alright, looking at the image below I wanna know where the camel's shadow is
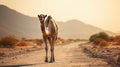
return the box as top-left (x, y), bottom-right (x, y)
top-left (0, 63), bottom-right (44, 67)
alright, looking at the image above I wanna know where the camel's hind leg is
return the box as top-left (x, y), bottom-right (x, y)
top-left (49, 37), bottom-right (56, 63)
top-left (53, 36), bottom-right (57, 62)
top-left (43, 36), bottom-right (48, 62)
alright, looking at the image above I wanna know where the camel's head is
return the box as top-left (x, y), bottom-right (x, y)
top-left (38, 14), bottom-right (47, 23)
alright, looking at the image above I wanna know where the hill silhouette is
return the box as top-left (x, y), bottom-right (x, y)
top-left (0, 5), bottom-right (115, 39)
top-left (0, 5), bottom-right (40, 39)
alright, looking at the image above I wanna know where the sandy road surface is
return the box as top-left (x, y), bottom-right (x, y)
top-left (0, 42), bottom-right (110, 67)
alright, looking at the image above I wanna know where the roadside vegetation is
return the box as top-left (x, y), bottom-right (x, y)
top-left (89, 32), bottom-right (111, 47)
top-left (0, 36), bottom-right (80, 48)
top-left (89, 32), bottom-right (120, 47)
top-left (0, 36), bottom-right (18, 48)
top-left (88, 32), bottom-right (120, 67)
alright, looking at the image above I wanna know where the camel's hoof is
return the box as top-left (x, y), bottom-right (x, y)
top-left (49, 61), bottom-right (53, 63)
top-left (49, 60), bottom-right (55, 63)
top-left (45, 60), bottom-right (48, 62)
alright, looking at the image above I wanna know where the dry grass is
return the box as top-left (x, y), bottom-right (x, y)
top-left (56, 38), bottom-right (79, 45)
top-left (16, 41), bottom-right (29, 46)
top-left (113, 35), bottom-right (120, 45)
top-left (0, 36), bottom-right (79, 48)
top-left (93, 38), bottom-right (109, 47)
top-left (99, 40), bottom-right (109, 47)
top-left (0, 36), bottom-right (18, 48)
top-left (93, 38), bottom-right (103, 45)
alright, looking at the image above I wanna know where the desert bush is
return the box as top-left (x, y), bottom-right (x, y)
top-left (98, 32), bottom-right (109, 40)
top-left (93, 38), bottom-right (104, 45)
top-left (109, 36), bottom-right (114, 42)
top-left (113, 35), bottom-right (120, 45)
top-left (16, 41), bottom-right (29, 46)
top-left (89, 34), bottom-right (99, 42)
top-left (23, 39), bottom-right (43, 46)
top-left (35, 39), bottom-right (43, 46)
top-left (93, 38), bottom-right (109, 47)
top-left (89, 32), bottom-right (110, 42)
top-left (98, 40), bottom-right (109, 47)
top-left (0, 36), bottom-right (18, 48)
top-left (21, 37), bottom-right (26, 40)
top-left (56, 37), bottom-right (66, 44)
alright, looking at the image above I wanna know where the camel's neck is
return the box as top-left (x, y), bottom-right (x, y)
top-left (40, 21), bottom-right (49, 35)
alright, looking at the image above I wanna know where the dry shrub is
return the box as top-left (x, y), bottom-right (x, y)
top-left (93, 38), bottom-right (109, 47)
top-left (67, 39), bottom-right (74, 42)
top-left (0, 36), bottom-right (18, 48)
top-left (99, 40), bottom-right (109, 47)
top-left (56, 38), bottom-right (65, 44)
top-left (56, 38), bottom-right (74, 45)
top-left (89, 32), bottom-right (110, 42)
top-left (16, 41), bottom-right (29, 46)
top-left (35, 39), bottom-right (43, 46)
top-left (93, 38), bottom-right (104, 45)
top-left (56, 39), bottom-right (63, 44)
top-left (113, 35), bottom-right (120, 45)
top-left (25, 39), bottom-right (43, 46)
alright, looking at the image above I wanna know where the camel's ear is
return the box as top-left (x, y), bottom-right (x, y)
top-left (38, 14), bottom-right (40, 17)
top-left (44, 15), bottom-right (47, 18)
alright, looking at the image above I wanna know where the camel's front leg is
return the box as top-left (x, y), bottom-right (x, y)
top-left (50, 38), bottom-right (56, 63)
top-left (43, 36), bottom-right (48, 62)
top-left (50, 45), bottom-right (54, 63)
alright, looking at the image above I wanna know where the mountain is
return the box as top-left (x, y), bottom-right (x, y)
top-left (0, 5), bottom-right (115, 39)
top-left (0, 5), bottom-right (40, 39)
top-left (57, 20), bottom-right (115, 39)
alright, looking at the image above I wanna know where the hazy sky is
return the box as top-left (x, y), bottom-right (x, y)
top-left (1, 0), bottom-right (120, 33)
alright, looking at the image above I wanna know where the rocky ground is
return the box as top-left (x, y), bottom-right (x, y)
top-left (83, 42), bottom-right (120, 67)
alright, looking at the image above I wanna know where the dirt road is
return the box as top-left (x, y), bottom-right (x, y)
top-left (0, 42), bottom-right (110, 67)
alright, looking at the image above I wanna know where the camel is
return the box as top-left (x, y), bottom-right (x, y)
top-left (38, 14), bottom-right (58, 63)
